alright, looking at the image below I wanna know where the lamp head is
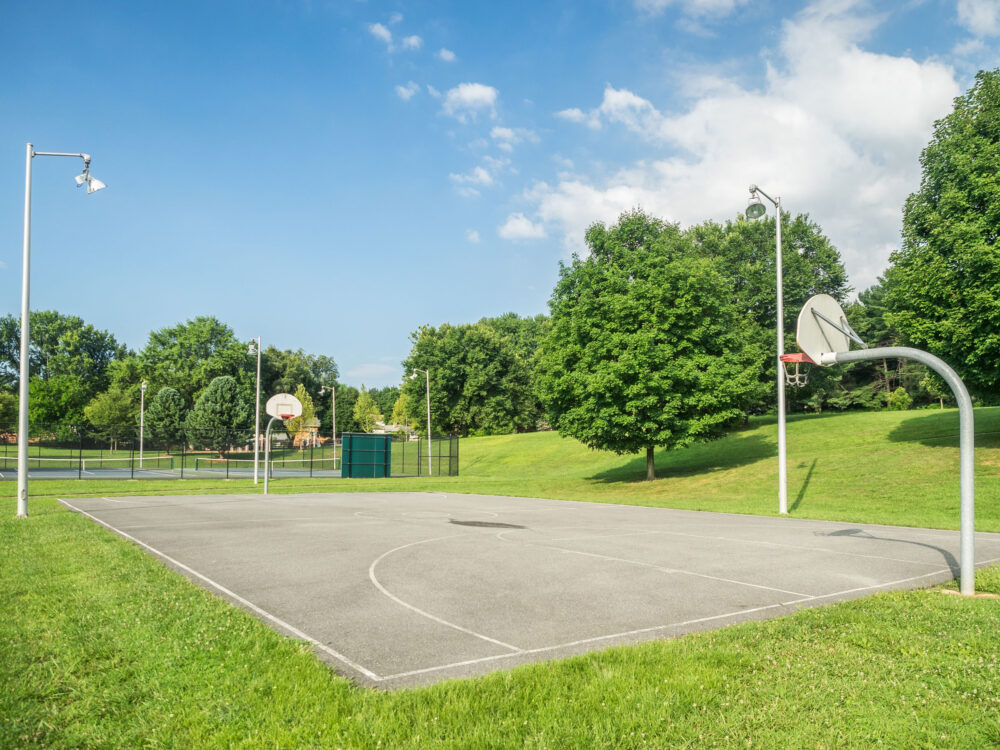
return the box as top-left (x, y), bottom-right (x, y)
top-left (247, 343), bottom-right (257, 355)
top-left (410, 372), bottom-right (418, 380)
top-left (75, 160), bottom-right (107, 194)
top-left (746, 192), bottom-right (767, 220)
top-left (141, 380), bottom-right (147, 393)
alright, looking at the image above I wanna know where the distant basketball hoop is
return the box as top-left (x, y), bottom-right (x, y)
top-left (263, 393), bottom-right (303, 496)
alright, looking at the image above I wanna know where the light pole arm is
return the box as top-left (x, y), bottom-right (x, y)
top-left (750, 184), bottom-right (778, 208)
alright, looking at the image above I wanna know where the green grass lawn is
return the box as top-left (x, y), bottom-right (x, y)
top-left (3, 408), bottom-right (1000, 747)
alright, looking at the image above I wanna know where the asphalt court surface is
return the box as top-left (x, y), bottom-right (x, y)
top-left (63, 492), bottom-right (1000, 689)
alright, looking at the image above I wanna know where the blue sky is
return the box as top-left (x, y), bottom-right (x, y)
top-left (2, 0), bottom-right (998, 388)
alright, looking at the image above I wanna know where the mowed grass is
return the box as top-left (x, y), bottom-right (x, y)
top-left (3, 408), bottom-right (1000, 747)
top-left (6, 406), bottom-right (1000, 531)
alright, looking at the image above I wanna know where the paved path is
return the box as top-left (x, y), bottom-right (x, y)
top-left (62, 492), bottom-right (1000, 689)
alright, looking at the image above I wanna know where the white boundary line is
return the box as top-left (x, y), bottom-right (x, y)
top-left (368, 535), bottom-right (523, 652)
top-left (377, 565), bottom-right (978, 682)
top-left (59, 498), bottom-right (383, 682)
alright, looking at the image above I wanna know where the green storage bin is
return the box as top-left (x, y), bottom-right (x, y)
top-left (341, 433), bottom-right (392, 478)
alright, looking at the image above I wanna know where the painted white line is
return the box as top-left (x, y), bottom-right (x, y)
top-left (649, 528), bottom-right (958, 568)
top-left (59, 498), bottom-right (382, 682)
top-left (101, 496), bottom-right (126, 503)
top-left (380, 564), bottom-right (972, 682)
top-left (368, 535), bottom-right (523, 653)
top-left (548, 545), bottom-right (815, 599)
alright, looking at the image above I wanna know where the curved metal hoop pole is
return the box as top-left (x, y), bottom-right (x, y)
top-left (820, 347), bottom-right (975, 594)
top-left (263, 416), bottom-right (281, 495)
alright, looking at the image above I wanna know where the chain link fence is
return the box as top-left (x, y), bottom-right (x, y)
top-left (0, 424), bottom-right (458, 481)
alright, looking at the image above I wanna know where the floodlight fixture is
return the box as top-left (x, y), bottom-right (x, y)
top-left (746, 193), bottom-right (767, 220)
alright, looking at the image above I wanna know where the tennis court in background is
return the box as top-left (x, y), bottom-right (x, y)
top-left (62, 491), bottom-right (1000, 689)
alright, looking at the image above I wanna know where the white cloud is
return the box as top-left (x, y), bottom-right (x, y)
top-left (449, 166), bottom-right (493, 186)
top-left (401, 35), bottom-right (423, 50)
top-left (368, 22), bottom-right (392, 48)
top-left (395, 81), bottom-right (420, 100)
top-left (438, 48), bottom-right (457, 62)
top-left (389, 12), bottom-right (403, 24)
top-left (498, 212), bottom-right (547, 240)
top-left (427, 84), bottom-right (441, 99)
top-left (537, 1), bottom-right (961, 290)
top-left (466, 229), bottom-right (481, 243)
top-left (442, 82), bottom-right (499, 122)
top-left (556, 107), bottom-right (601, 129)
top-left (957, 0), bottom-right (1000, 36)
top-left (489, 126), bottom-right (539, 152)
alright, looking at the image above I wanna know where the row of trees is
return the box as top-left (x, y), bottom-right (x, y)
top-left (0, 313), bottom-right (392, 441)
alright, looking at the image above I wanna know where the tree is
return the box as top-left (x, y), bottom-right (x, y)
top-left (0, 310), bottom-right (129, 424)
top-left (0, 391), bottom-right (17, 426)
top-left (368, 386), bottom-right (400, 422)
top-left (687, 213), bottom-right (851, 414)
top-left (139, 317), bottom-right (251, 407)
top-left (183, 376), bottom-right (252, 454)
top-left (145, 387), bottom-right (187, 446)
top-left (401, 321), bottom-right (539, 436)
top-left (353, 387), bottom-right (381, 433)
top-left (537, 210), bottom-right (765, 480)
top-left (390, 392), bottom-right (413, 430)
top-left (84, 385), bottom-right (137, 450)
top-left (285, 383), bottom-right (317, 446)
top-left (885, 69), bottom-right (1000, 400)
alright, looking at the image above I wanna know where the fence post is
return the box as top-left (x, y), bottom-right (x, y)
top-left (130, 438), bottom-right (135, 479)
top-left (78, 431), bottom-right (83, 479)
top-left (180, 440), bottom-right (185, 479)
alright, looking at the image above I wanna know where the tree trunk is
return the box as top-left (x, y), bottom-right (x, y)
top-left (646, 445), bottom-right (655, 481)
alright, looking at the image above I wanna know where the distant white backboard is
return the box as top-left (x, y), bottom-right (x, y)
top-left (265, 392), bottom-right (303, 419)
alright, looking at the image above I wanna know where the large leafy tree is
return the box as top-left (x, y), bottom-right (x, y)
top-left (145, 387), bottom-right (187, 446)
top-left (0, 310), bottom-right (128, 424)
top-left (536, 210), bottom-right (765, 480)
top-left (687, 213), bottom-right (851, 413)
top-left (83, 385), bottom-right (137, 447)
top-left (401, 324), bottom-right (533, 436)
top-left (139, 317), bottom-right (251, 407)
top-left (885, 69), bottom-right (1000, 400)
top-left (183, 376), bottom-right (252, 454)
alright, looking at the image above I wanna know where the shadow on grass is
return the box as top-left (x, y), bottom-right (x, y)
top-left (789, 458), bottom-right (817, 513)
top-left (888, 408), bottom-right (1000, 449)
top-left (587, 433), bottom-right (776, 484)
top-left (815, 527), bottom-right (959, 574)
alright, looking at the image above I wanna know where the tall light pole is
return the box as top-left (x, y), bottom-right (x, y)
top-left (746, 185), bottom-right (788, 515)
top-left (248, 337), bottom-right (262, 484)
top-left (410, 368), bottom-right (432, 476)
top-left (16, 143), bottom-right (106, 518)
top-left (320, 382), bottom-right (337, 468)
top-left (139, 380), bottom-right (147, 468)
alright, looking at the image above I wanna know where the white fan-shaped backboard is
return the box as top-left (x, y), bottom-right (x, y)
top-left (265, 392), bottom-right (303, 419)
top-left (796, 294), bottom-right (852, 366)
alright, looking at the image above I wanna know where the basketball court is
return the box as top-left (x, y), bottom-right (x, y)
top-left (61, 491), bottom-right (1000, 689)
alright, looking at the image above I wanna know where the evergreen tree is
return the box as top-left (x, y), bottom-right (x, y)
top-left (183, 376), bottom-right (251, 454)
top-left (145, 387), bottom-right (187, 446)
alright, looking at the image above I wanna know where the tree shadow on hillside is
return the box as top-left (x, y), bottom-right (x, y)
top-left (888, 409), bottom-right (1000, 449)
top-left (587, 432), bottom-right (775, 484)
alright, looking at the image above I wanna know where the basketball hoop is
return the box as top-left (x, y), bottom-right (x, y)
top-left (779, 352), bottom-right (813, 387)
top-left (280, 414), bottom-right (293, 421)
